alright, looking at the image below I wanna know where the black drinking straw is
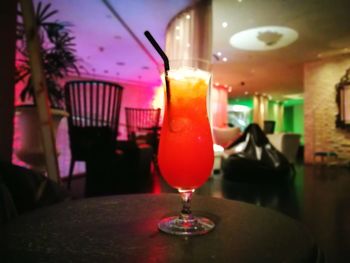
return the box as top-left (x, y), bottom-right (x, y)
top-left (144, 31), bottom-right (169, 71)
top-left (144, 31), bottom-right (171, 103)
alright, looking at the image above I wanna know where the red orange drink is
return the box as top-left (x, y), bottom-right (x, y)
top-left (158, 67), bottom-right (214, 190)
top-left (143, 30), bottom-right (215, 235)
top-left (156, 61), bottom-right (216, 236)
top-left (157, 64), bottom-right (215, 236)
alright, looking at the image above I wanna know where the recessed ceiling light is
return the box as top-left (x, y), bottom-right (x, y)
top-left (244, 91), bottom-right (249, 95)
top-left (186, 14), bottom-right (191, 20)
top-left (215, 82), bottom-right (220, 86)
top-left (238, 0), bottom-right (243, 2)
top-left (222, 57), bottom-right (228, 62)
top-left (176, 26), bottom-right (180, 30)
top-left (175, 35), bottom-right (180, 40)
top-left (230, 26), bottom-right (298, 51)
top-left (222, 22), bottom-right (228, 28)
top-left (217, 52), bottom-right (222, 57)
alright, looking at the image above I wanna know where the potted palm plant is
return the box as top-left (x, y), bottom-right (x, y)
top-left (15, 2), bottom-right (79, 170)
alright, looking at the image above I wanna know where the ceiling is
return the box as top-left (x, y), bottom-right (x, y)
top-left (40, 0), bottom-right (197, 87)
top-left (35, 0), bottom-right (350, 100)
top-left (212, 0), bottom-right (350, 99)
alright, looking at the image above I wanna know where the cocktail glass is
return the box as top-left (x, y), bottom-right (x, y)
top-left (158, 60), bottom-right (215, 236)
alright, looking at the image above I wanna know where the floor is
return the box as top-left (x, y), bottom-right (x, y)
top-left (66, 163), bottom-right (350, 263)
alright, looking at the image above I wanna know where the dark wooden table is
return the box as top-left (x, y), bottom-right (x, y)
top-left (1, 194), bottom-right (323, 262)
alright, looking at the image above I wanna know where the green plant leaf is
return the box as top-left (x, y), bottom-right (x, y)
top-left (16, 1), bottom-right (80, 108)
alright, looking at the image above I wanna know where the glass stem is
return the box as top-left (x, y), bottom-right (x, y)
top-left (179, 189), bottom-right (195, 220)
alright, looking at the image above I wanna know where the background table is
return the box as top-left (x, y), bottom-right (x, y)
top-left (1, 194), bottom-right (323, 262)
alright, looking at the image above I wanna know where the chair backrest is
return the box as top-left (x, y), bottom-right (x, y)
top-left (65, 80), bottom-right (123, 136)
top-left (65, 80), bottom-right (123, 159)
top-left (281, 133), bottom-right (301, 164)
top-left (267, 133), bottom-right (301, 164)
top-left (212, 126), bottom-right (241, 148)
top-left (263, 120), bottom-right (276, 134)
top-left (125, 107), bottom-right (161, 140)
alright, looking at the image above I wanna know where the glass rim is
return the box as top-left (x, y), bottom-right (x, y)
top-left (166, 58), bottom-right (211, 72)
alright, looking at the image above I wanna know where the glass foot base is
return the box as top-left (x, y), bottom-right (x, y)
top-left (158, 216), bottom-right (215, 236)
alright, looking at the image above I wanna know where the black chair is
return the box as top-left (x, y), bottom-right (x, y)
top-left (64, 80), bottom-right (123, 189)
top-left (125, 107), bottom-right (161, 159)
top-left (0, 161), bottom-right (69, 224)
top-left (222, 123), bottom-right (292, 183)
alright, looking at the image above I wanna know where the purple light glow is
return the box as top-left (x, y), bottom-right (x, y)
top-left (12, 80), bottom-right (164, 178)
top-left (13, 0), bottom-right (192, 177)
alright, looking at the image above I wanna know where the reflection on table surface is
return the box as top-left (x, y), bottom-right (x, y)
top-left (2, 194), bottom-right (324, 263)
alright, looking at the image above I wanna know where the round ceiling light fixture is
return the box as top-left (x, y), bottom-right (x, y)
top-left (230, 26), bottom-right (298, 51)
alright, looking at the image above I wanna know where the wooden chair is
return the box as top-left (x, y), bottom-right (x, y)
top-left (125, 107), bottom-right (161, 161)
top-left (64, 80), bottom-right (123, 189)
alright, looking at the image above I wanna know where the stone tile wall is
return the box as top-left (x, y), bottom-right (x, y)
top-left (304, 55), bottom-right (350, 163)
